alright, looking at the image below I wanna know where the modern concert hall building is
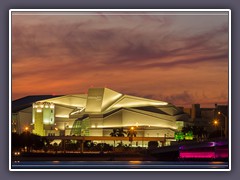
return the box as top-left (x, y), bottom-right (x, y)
top-left (12, 88), bottom-right (189, 144)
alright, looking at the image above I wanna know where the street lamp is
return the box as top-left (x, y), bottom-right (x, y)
top-left (218, 111), bottom-right (228, 138)
top-left (128, 126), bottom-right (136, 146)
top-left (213, 120), bottom-right (218, 126)
top-left (213, 119), bottom-right (223, 138)
top-left (24, 126), bottom-right (29, 131)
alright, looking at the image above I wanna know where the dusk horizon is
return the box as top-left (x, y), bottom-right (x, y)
top-left (12, 11), bottom-right (229, 108)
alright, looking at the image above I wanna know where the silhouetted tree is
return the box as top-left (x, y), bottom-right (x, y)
top-left (117, 128), bottom-right (127, 137)
top-left (53, 142), bottom-right (59, 154)
top-left (182, 125), bottom-right (208, 141)
top-left (110, 128), bottom-right (118, 137)
top-left (13, 132), bottom-right (47, 152)
top-left (148, 141), bottom-right (158, 150)
top-left (110, 128), bottom-right (127, 149)
top-left (209, 130), bottom-right (223, 139)
top-left (110, 128), bottom-right (127, 137)
top-left (12, 133), bottom-right (22, 151)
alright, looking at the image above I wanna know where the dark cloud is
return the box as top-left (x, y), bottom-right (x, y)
top-left (12, 15), bottom-right (228, 69)
top-left (163, 91), bottom-right (194, 105)
top-left (140, 52), bottom-right (228, 69)
top-left (11, 13), bottom-right (229, 107)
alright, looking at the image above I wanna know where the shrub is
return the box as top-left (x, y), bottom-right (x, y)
top-left (148, 141), bottom-right (158, 150)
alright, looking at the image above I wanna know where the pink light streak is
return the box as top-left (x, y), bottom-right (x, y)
top-left (180, 152), bottom-right (215, 159)
top-left (179, 149), bottom-right (228, 159)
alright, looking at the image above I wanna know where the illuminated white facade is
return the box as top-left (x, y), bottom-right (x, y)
top-left (13, 88), bottom-right (189, 138)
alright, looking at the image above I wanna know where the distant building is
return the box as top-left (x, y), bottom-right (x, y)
top-left (215, 104), bottom-right (228, 137)
top-left (183, 104), bottom-right (228, 137)
top-left (191, 104), bottom-right (201, 120)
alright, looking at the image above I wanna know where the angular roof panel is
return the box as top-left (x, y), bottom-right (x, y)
top-left (106, 95), bottom-right (168, 111)
top-left (38, 94), bottom-right (87, 108)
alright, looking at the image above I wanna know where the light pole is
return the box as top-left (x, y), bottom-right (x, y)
top-left (213, 119), bottom-right (223, 138)
top-left (128, 126), bottom-right (137, 147)
top-left (218, 111), bottom-right (228, 138)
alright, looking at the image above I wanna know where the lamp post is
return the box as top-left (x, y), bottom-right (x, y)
top-left (218, 111), bottom-right (228, 138)
top-left (213, 119), bottom-right (223, 138)
top-left (128, 126), bottom-right (137, 147)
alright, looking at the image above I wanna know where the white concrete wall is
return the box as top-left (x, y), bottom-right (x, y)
top-left (89, 129), bottom-right (103, 136)
top-left (122, 109), bottom-right (177, 129)
top-left (103, 111), bottom-right (122, 127)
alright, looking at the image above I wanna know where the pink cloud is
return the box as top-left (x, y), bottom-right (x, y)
top-left (11, 12), bottom-right (229, 107)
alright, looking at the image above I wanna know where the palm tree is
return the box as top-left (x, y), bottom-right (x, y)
top-left (110, 128), bottom-right (118, 150)
top-left (110, 128), bottom-right (127, 150)
top-left (110, 128), bottom-right (118, 137)
top-left (117, 128), bottom-right (127, 137)
top-left (116, 128), bottom-right (126, 146)
top-left (127, 127), bottom-right (137, 146)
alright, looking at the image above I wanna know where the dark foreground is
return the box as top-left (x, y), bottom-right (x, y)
top-left (12, 151), bottom-right (168, 161)
top-left (12, 160), bottom-right (229, 170)
top-left (11, 151), bottom-right (229, 170)
top-left (12, 150), bottom-right (228, 161)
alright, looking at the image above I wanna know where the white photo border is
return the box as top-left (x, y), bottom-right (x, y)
top-left (9, 9), bottom-right (231, 172)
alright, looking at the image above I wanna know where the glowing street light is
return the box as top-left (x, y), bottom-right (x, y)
top-left (128, 126), bottom-right (137, 146)
top-left (213, 119), bottom-right (223, 138)
top-left (24, 126), bottom-right (29, 131)
top-left (213, 120), bottom-right (219, 126)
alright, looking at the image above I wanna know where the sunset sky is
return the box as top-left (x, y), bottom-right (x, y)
top-left (11, 11), bottom-right (229, 107)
